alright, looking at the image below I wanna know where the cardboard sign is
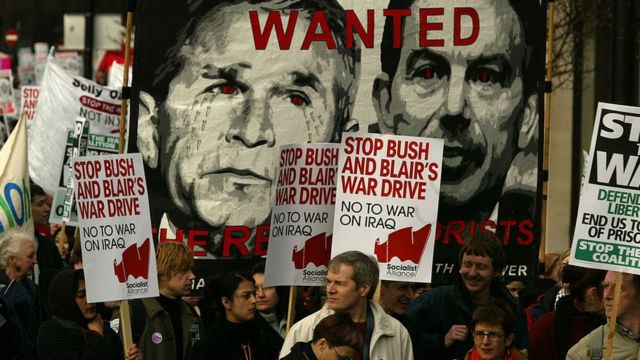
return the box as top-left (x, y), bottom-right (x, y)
top-left (264, 143), bottom-right (339, 287)
top-left (332, 133), bottom-right (443, 282)
top-left (0, 70), bottom-right (16, 117)
top-left (73, 153), bottom-right (158, 303)
top-left (28, 59), bottom-right (127, 196)
top-left (20, 86), bottom-right (40, 122)
top-left (571, 103), bottom-right (640, 274)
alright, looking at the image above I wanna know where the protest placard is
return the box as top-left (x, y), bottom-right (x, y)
top-left (570, 103), bottom-right (640, 274)
top-left (0, 70), bottom-right (16, 117)
top-left (28, 59), bottom-right (127, 197)
top-left (50, 125), bottom-right (120, 225)
top-left (20, 86), bottom-right (40, 122)
top-left (73, 153), bottom-right (158, 303)
top-left (332, 133), bottom-right (443, 282)
top-left (264, 143), bottom-right (339, 287)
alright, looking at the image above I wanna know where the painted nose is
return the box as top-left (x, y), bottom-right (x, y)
top-left (225, 97), bottom-right (276, 148)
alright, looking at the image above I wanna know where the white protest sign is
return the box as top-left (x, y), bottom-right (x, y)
top-left (20, 86), bottom-right (40, 123)
top-left (264, 143), bottom-right (339, 287)
top-left (0, 70), bottom-right (16, 117)
top-left (332, 133), bottom-right (443, 282)
top-left (73, 153), bottom-right (158, 303)
top-left (28, 59), bottom-right (127, 196)
top-left (571, 103), bottom-right (640, 274)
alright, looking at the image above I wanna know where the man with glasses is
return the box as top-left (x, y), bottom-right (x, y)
top-left (467, 300), bottom-right (527, 360)
top-left (407, 233), bottom-right (527, 359)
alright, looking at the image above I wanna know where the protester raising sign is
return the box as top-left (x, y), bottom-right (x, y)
top-left (264, 143), bottom-right (339, 287)
top-left (73, 153), bottom-right (158, 303)
top-left (0, 69), bottom-right (16, 117)
top-left (28, 59), bottom-right (127, 196)
top-left (332, 133), bottom-right (443, 282)
top-left (571, 103), bottom-right (640, 274)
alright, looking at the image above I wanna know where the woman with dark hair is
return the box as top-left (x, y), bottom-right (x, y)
top-left (36, 269), bottom-right (141, 360)
top-left (192, 272), bottom-right (277, 360)
top-left (282, 312), bottom-right (363, 360)
top-left (529, 266), bottom-right (606, 360)
top-left (52, 225), bottom-right (76, 266)
top-left (465, 299), bottom-right (526, 360)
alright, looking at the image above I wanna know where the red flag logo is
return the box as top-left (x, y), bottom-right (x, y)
top-left (113, 238), bottom-right (151, 283)
top-left (374, 224), bottom-right (431, 264)
top-left (291, 233), bottom-right (332, 269)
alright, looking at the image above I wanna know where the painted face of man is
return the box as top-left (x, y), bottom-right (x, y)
top-left (374, 0), bottom-right (535, 210)
top-left (155, 4), bottom-right (344, 229)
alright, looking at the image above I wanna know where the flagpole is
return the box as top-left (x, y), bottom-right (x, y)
top-left (118, 0), bottom-right (136, 354)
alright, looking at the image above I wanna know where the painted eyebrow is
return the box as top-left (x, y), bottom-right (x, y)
top-left (290, 71), bottom-right (322, 93)
top-left (201, 63), bottom-right (251, 80)
top-left (405, 48), bottom-right (450, 75)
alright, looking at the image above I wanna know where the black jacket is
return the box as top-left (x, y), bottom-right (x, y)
top-left (192, 317), bottom-right (276, 360)
top-left (37, 318), bottom-right (123, 360)
top-left (407, 277), bottom-right (528, 359)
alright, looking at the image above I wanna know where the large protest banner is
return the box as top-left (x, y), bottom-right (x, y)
top-left (130, 0), bottom-right (545, 284)
top-left (0, 115), bottom-right (32, 234)
top-left (570, 103), bottom-right (640, 274)
top-left (28, 59), bottom-right (126, 200)
top-left (73, 153), bottom-right (159, 303)
top-left (332, 133), bottom-right (442, 281)
top-left (264, 144), bottom-right (339, 287)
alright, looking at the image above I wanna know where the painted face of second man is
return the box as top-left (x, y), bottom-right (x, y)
top-left (376, 0), bottom-right (532, 209)
top-left (159, 4), bottom-right (342, 229)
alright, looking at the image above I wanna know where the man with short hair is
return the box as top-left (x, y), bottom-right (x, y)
top-left (123, 242), bottom-right (196, 360)
top-left (379, 280), bottom-right (415, 319)
top-left (280, 251), bottom-right (413, 359)
top-left (135, 0), bottom-right (360, 256)
top-left (566, 271), bottom-right (640, 359)
top-left (407, 233), bottom-right (527, 359)
top-left (0, 227), bottom-right (48, 359)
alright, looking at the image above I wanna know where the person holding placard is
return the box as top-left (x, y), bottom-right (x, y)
top-left (124, 242), bottom-right (195, 360)
top-left (407, 233), bottom-right (527, 359)
top-left (37, 269), bottom-right (142, 360)
top-left (280, 251), bottom-right (413, 359)
top-left (567, 272), bottom-right (640, 359)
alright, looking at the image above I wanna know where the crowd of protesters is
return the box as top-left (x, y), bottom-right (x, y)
top-left (1, 184), bottom-right (639, 359)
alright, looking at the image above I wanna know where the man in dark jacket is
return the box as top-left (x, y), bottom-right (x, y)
top-left (407, 233), bottom-right (528, 359)
top-left (30, 184), bottom-right (63, 295)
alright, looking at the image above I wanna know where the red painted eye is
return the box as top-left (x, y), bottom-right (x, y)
top-left (424, 67), bottom-right (434, 80)
top-left (290, 95), bottom-right (307, 106)
top-left (479, 70), bottom-right (491, 83)
top-left (219, 85), bottom-right (237, 95)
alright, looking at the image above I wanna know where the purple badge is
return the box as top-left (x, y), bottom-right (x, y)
top-left (151, 332), bottom-right (163, 344)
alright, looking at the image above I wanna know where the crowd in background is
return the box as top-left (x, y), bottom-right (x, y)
top-left (0, 184), bottom-right (636, 360)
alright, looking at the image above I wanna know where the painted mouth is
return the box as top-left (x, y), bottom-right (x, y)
top-left (204, 168), bottom-right (272, 185)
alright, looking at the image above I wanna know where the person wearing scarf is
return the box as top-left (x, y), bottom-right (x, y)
top-left (36, 269), bottom-right (141, 360)
top-left (465, 300), bottom-right (527, 360)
